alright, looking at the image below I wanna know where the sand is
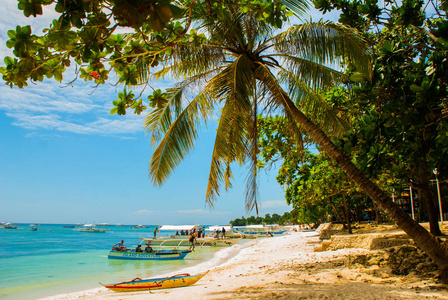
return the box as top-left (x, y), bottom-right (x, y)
top-left (45, 229), bottom-right (448, 300)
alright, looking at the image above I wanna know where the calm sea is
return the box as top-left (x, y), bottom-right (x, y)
top-left (0, 224), bottom-right (248, 300)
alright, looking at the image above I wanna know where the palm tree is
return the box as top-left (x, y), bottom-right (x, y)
top-left (144, 5), bottom-right (448, 280)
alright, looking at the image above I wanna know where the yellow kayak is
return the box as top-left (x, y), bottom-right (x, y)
top-left (100, 271), bottom-right (208, 292)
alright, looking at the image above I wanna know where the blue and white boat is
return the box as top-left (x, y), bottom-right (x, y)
top-left (108, 249), bottom-right (191, 260)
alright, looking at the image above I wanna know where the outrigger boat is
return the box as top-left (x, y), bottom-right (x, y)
top-left (140, 225), bottom-right (241, 248)
top-left (76, 224), bottom-right (108, 233)
top-left (100, 271), bottom-right (208, 292)
top-left (205, 225), bottom-right (260, 239)
top-left (131, 225), bottom-right (148, 229)
top-left (141, 237), bottom-right (241, 248)
top-left (108, 249), bottom-right (191, 260)
top-left (235, 224), bottom-right (286, 236)
top-left (4, 223), bottom-right (17, 229)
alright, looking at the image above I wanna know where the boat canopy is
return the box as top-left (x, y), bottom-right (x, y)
top-left (205, 225), bottom-right (232, 232)
top-left (245, 224), bottom-right (280, 228)
top-left (159, 225), bottom-right (200, 231)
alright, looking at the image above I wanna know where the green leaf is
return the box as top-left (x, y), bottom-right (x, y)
top-left (350, 73), bottom-right (365, 82)
top-left (4, 56), bottom-right (14, 65)
top-left (410, 84), bottom-right (423, 92)
top-left (382, 40), bottom-right (392, 52)
top-left (7, 30), bottom-right (16, 39)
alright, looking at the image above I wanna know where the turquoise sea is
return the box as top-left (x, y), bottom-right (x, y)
top-left (0, 224), bottom-right (247, 300)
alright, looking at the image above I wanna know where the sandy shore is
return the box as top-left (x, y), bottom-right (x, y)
top-left (46, 230), bottom-right (448, 300)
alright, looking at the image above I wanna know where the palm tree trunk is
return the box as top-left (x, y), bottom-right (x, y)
top-left (328, 198), bottom-right (347, 229)
top-left (418, 164), bottom-right (443, 236)
top-left (342, 193), bottom-right (352, 234)
top-left (281, 93), bottom-right (448, 282)
top-left (372, 201), bottom-right (384, 224)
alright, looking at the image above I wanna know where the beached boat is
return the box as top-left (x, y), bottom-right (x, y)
top-left (140, 236), bottom-right (241, 248)
top-left (108, 249), bottom-right (191, 260)
top-left (100, 272), bottom-right (208, 292)
top-left (235, 224), bottom-right (286, 236)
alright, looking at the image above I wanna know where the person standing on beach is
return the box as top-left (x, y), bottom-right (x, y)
top-left (189, 233), bottom-right (197, 251)
top-left (222, 227), bottom-right (226, 239)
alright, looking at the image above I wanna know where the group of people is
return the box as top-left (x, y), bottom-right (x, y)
top-left (112, 240), bottom-right (153, 253)
top-left (175, 228), bottom-right (205, 238)
top-left (212, 227), bottom-right (226, 239)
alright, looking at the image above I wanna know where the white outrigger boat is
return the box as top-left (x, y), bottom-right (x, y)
top-left (205, 225), bottom-right (260, 239)
top-left (140, 225), bottom-right (241, 248)
top-left (235, 224), bottom-right (286, 236)
top-left (76, 224), bottom-right (108, 233)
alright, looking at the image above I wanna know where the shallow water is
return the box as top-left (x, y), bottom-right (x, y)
top-left (0, 224), bottom-right (237, 300)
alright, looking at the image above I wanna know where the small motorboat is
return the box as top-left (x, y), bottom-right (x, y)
top-left (4, 223), bottom-right (17, 229)
top-left (100, 272), bottom-right (208, 292)
top-left (108, 249), bottom-right (191, 260)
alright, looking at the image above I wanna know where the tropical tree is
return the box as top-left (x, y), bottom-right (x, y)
top-left (3, 0), bottom-right (448, 280)
top-left (142, 7), bottom-right (448, 280)
top-left (314, 0), bottom-right (448, 236)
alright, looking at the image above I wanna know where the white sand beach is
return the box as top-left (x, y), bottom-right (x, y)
top-left (44, 226), bottom-right (448, 300)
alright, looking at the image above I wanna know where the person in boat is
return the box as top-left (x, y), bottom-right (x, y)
top-left (189, 233), bottom-right (197, 251)
top-left (135, 244), bottom-right (143, 252)
top-left (176, 231), bottom-right (180, 235)
top-left (153, 227), bottom-right (158, 238)
top-left (145, 245), bottom-right (153, 253)
top-left (113, 240), bottom-right (126, 251)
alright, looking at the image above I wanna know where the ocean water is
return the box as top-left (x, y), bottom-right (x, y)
top-left (0, 224), bottom-right (248, 300)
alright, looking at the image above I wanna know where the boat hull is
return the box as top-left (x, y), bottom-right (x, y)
top-left (101, 272), bottom-right (207, 292)
top-left (141, 237), bottom-right (241, 248)
top-left (108, 250), bottom-right (190, 260)
top-left (240, 230), bottom-right (285, 235)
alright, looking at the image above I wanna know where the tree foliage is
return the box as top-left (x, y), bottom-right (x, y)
top-left (229, 212), bottom-right (293, 225)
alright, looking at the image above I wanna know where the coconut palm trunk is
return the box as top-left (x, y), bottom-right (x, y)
top-left (282, 93), bottom-right (448, 281)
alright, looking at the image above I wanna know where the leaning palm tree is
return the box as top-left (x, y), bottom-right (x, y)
top-left (144, 6), bottom-right (448, 280)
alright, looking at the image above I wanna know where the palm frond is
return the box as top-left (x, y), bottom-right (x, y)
top-left (147, 90), bottom-right (214, 186)
top-left (273, 54), bottom-right (348, 90)
top-left (255, 63), bottom-right (306, 140)
top-left (282, 0), bottom-right (310, 19)
top-left (244, 94), bottom-right (259, 214)
top-left (274, 21), bottom-right (372, 76)
top-left (205, 99), bottom-right (248, 206)
top-left (205, 55), bottom-right (256, 205)
top-left (277, 66), bottom-right (350, 136)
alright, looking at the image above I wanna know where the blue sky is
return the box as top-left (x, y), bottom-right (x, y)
top-left (0, 1), bottom-right (337, 225)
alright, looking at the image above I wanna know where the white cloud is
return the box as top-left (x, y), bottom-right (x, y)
top-left (261, 200), bottom-right (289, 209)
top-left (134, 210), bottom-right (155, 215)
